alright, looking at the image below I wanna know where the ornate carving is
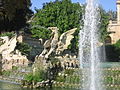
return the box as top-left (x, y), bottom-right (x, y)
top-left (39, 27), bottom-right (77, 59)
top-left (0, 35), bottom-right (28, 70)
top-left (40, 27), bottom-right (59, 58)
top-left (56, 28), bottom-right (77, 54)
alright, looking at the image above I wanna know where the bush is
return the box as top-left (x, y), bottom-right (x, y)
top-left (15, 42), bottom-right (32, 56)
top-left (114, 39), bottom-right (120, 49)
top-left (12, 66), bottom-right (18, 71)
top-left (56, 75), bottom-right (66, 82)
top-left (33, 70), bottom-right (46, 82)
top-left (2, 70), bottom-right (11, 76)
top-left (50, 57), bottom-right (60, 65)
top-left (105, 40), bottom-right (120, 61)
top-left (24, 70), bottom-right (46, 82)
top-left (64, 69), bottom-right (75, 75)
top-left (24, 73), bottom-right (33, 82)
top-left (0, 32), bottom-right (15, 38)
top-left (31, 26), bottom-right (51, 39)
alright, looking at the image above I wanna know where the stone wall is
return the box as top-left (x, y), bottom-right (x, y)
top-left (23, 34), bottom-right (43, 61)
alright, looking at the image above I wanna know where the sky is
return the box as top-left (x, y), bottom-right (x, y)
top-left (31, 0), bottom-right (116, 12)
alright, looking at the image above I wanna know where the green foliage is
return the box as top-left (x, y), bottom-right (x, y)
top-left (2, 70), bottom-right (11, 76)
top-left (31, 26), bottom-right (51, 39)
top-left (24, 73), bottom-right (33, 82)
top-left (0, 0), bottom-right (33, 32)
top-left (104, 76), bottom-right (113, 84)
top-left (113, 39), bottom-right (120, 59)
top-left (105, 45), bottom-right (120, 61)
top-left (33, 70), bottom-right (46, 82)
top-left (50, 57), bottom-right (60, 65)
top-left (56, 75), bottom-right (66, 82)
top-left (103, 69), bottom-right (120, 85)
top-left (108, 10), bottom-right (117, 21)
top-left (30, 0), bottom-right (109, 52)
top-left (0, 32), bottom-right (15, 38)
top-left (12, 66), bottom-right (18, 71)
top-left (32, 0), bottom-right (82, 33)
top-left (24, 70), bottom-right (46, 82)
top-left (99, 7), bottom-right (110, 41)
top-left (106, 40), bottom-right (120, 61)
top-left (15, 42), bottom-right (32, 56)
top-left (0, 39), bottom-right (4, 46)
top-left (30, 0), bottom-right (83, 51)
top-left (64, 69), bottom-right (75, 75)
top-left (114, 39), bottom-right (120, 49)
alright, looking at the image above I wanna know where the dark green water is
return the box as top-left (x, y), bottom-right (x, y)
top-left (0, 81), bottom-right (79, 90)
top-left (0, 81), bottom-right (119, 90)
top-left (0, 81), bottom-right (24, 90)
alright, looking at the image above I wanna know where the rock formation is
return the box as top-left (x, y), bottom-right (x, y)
top-left (0, 35), bottom-right (29, 70)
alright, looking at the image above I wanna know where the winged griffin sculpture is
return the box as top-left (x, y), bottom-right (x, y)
top-left (39, 27), bottom-right (77, 58)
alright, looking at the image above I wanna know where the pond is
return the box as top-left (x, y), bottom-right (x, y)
top-left (0, 81), bottom-right (78, 90)
top-left (0, 62), bottom-right (120, 90)
top-left (0, 80), bottom-right (120, 90)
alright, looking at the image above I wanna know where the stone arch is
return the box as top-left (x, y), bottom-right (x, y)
top-left (105, 36), bottom-right (112, 44)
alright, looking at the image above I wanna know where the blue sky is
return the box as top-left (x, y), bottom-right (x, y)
top-left (31, 0), bottom-right (116, 12)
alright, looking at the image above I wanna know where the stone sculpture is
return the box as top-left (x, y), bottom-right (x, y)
top-left (40, 27), bottom-right (59, 58)
top-left (56, 28), bottom-right (77, 54)
top-left (0, 36), bottom-right (17, 56)
top-left (33, 27), bottom-right (77, 78)
top-left (0, 35), bottom-right (29, 70)
top-left (39, 27), bottom-right (77, 58)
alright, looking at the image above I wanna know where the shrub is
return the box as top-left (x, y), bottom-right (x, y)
top-left (2, 70), bottom-right (11, 76)
top-left (50, 57), bottom-right (60, 65)
top-left (0, 32), bottom-right (15, 38)
top-left (24, 73), bottom-right (33, 82)
top-left (56, 75), bottom-right (66, 82)
top-left (30, 26), bottom-right (51, 39)
top-left (64, 69), bottom-right (75, 75)
top-left (15, 42), bottom-right (32, 56)
top-left (33, 70), bottom-right (46, 82)
top-left (114, 39), bottom-right (120, 49)
top-left (12, 66), bottom-right (18, 71)
top-left (24, 70), bottom-right (46, 82)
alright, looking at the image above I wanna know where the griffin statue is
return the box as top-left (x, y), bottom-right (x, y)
top-left (39, 27), bottom-right (77, 58)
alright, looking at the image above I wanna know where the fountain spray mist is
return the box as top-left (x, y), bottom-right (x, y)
top-left (79, 0), bottom-right (103, 90)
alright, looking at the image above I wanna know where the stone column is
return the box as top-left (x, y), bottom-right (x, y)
top-left (117, 0), bottom-right (120, 24)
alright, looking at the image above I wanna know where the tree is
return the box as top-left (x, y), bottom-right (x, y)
top-left (0, 0), bottom-right (33, 32)
top-left (30, 0), bottom-right (83, 52)
top-left (108, 10), bottom-right (117, 21)
top-left (30, 0), bottom-right (109, 52)
top-left (99, 7), bottom-right (110, 41)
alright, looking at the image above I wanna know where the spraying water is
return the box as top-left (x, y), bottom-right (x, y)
top-left (79, 0), bottom-right (103, 90)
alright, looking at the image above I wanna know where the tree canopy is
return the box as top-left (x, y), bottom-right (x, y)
top-left (99, 7), bottom-right (110, 41)
top-left (30, 0), bottom-right (109, 52)
top-left (30, 0), bottom-right (83, 36)
top-left (30, 0), bottom-right (83, 52)
top-left (0, 0), bottom-right (33, 32)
